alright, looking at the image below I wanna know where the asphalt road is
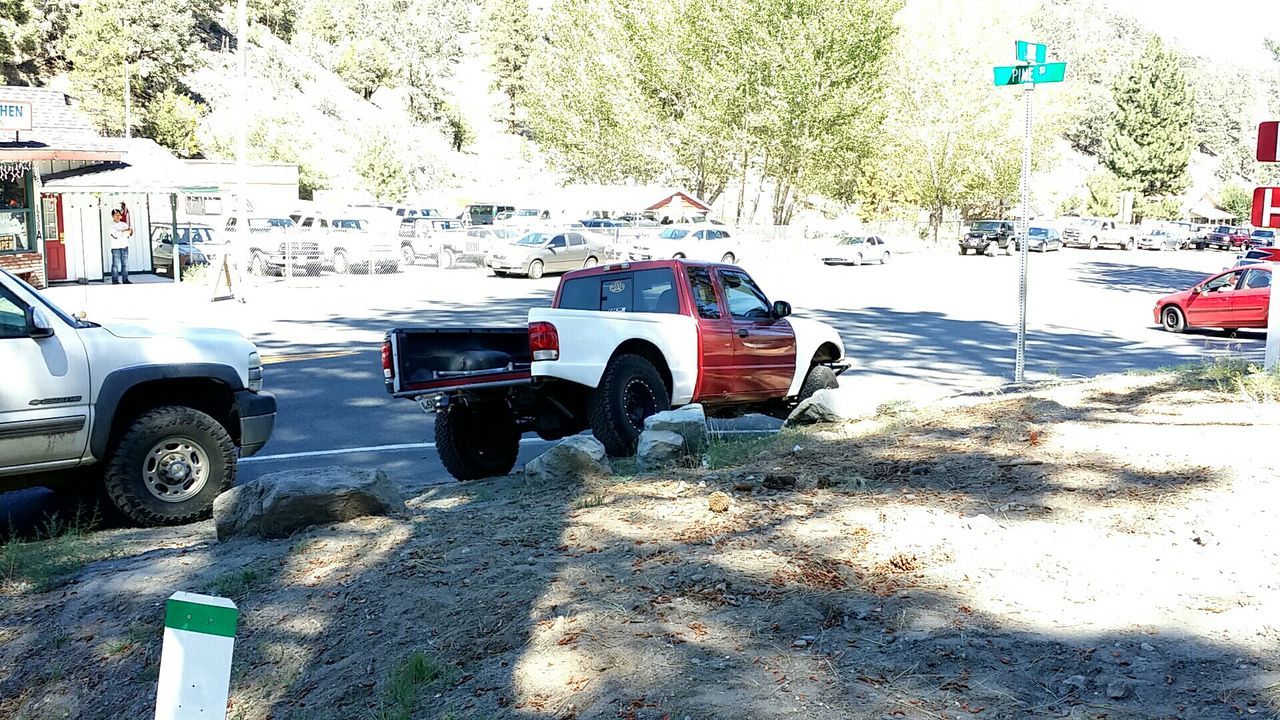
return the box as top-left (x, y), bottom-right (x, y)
top-left (5, 245), bottom-right (1264, 535)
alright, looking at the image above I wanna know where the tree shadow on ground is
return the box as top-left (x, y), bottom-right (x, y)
top-left (1072, 261), bottom-right (1218, 295)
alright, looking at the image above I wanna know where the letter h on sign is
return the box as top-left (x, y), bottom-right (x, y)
top-left (1252, 187), bottom-right (1280, 229)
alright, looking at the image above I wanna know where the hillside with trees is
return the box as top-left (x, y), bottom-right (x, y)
top-left (0, 0), bottom-right (1276, 222)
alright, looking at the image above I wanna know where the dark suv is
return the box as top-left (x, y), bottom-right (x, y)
top-left (960, 220), bottom-right (1016, 256)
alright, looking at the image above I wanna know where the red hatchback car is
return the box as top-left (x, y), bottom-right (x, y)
top-left (1155, 265), bottom-right (1272, 333)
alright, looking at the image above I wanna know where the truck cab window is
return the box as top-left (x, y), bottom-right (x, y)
top-left (0, 287), bottom-right (27, 338)
top-left (686, 267), bottom-right (722, 319)
top-left (719, 270), bottom-right (771, 320)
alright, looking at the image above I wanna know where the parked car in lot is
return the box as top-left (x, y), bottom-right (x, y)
top-left (494, 208), bottom-right (551, 225)
top-left (0, 268), bottom-right (275, 525)
top-left (1201, 225), bottom-right (1250, 251)
top-left (462, 203), bottom-right (515, 226)
top-left (1013, 226), bottom-right (1063, 252)
top-left (820, 235), bottom-right (890, 265)
top-left (1168, 221), bottom-right (1206, 249)
top-left (1249, 228), bottom-right (1275, 247)
top-left (1062, 218), bottom-right (1138, 250)
top-left (1155, 265), bottom-right (1272, 333)
top-left (224, 216), bottom-right (322, 276)
top-left (630, 225), bottom-right (739, 263)
top-left (399, 217), bottom-right (473, 268)
top-left (1137, 226), bottom-right (1181, 251)
top-left (383, 259), bottom-right (846, 478)
top-left (151, 224), bottom-right (222, 276)
top-left (959, 220), bottom-right (1016, 256)
top-left (487, 231), bottom-right (604, 279)
top-left (297, 212), bottom-right (401, 274)
top-left (1229, 247), bottom-right (1280, 269)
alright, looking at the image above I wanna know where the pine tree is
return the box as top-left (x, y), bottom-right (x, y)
top-left (482, 0), bottom-right (536, 131)
top-left (1103, 36), bottom-right (1193, 196)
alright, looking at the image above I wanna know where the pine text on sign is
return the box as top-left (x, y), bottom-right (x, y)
top-left (1251, 187), bottom-right (1280, 229)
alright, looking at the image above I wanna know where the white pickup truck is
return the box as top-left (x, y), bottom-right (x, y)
top-left (0, 269), bottom-right (276, 525)
top-left (384, 259), bottom-right (847, 479)
top-left (1062, 218), bottom-right (1138, 250)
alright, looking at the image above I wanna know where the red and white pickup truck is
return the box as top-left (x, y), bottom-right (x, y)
top-left (383, 260), bottom-right (847, 480)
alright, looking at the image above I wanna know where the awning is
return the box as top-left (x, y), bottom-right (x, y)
top-left (39, 139), bottom-right (218, 194)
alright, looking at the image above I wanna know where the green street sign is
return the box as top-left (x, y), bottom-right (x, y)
top-left (993, 62), bottom-right (1067, 86)
top-left (1016, 41), bottom-right (1047, 64)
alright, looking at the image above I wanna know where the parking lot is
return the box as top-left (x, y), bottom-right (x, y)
top-left (5, 243), bottom-right (1261, 530)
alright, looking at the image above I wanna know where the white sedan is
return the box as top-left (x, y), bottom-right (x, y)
top-left (630, 226), bottom-right (740, 264)
top-left (820, 236), bottom-right (890, 266)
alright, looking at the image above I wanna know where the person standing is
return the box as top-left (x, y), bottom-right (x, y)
top-left (109, 209), bottom-right (133, 284)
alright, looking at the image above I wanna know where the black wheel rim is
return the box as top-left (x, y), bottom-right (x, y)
top-left (1166, 309), bottom-right (1178, 328)
top-left (623, 378), bottom-right (658, 430)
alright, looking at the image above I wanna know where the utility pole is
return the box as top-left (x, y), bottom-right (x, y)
top-left (236, 0), bottom-right (248, 289)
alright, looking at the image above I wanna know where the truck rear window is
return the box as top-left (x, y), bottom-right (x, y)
top-left (559, 268), bottom-right (679, 314)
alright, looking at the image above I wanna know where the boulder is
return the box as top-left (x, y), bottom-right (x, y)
top-left (785, 388), bottom-right (866, 427)
top-left (708, 491), bottom-right (731, 513)
top-left (643, 404), bottom-right (708, 454)
top-left (525, 436), bottom-right (611, 483)
top-left (636, 430), bottom-right (686, 471)
top-left (214, 467), bottom-right (404, 540)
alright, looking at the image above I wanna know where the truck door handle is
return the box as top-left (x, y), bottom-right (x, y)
top-left (737, 329), bottom-right (749, 338)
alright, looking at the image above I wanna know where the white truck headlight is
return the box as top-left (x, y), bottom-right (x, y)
top-left (248, 351), bottom-right (263, 391)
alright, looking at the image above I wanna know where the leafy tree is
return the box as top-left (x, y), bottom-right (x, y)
top-left (1219, 183), bottom-right (1252, 222)
top-left (0, 0), bottom-right (74, 83)
top-left (335, 39), bottom-right (393, 99)
top-left (63, 0), bottom-right (203, 134)
top-left (355, 131), bottom-right (409, 202)
top-left (1103, 36), bottom-right (1193, 196)
top-left (249, 0), bottom-right (297, 42)
top-left (481, 0), bottom-right (536, 131)
top-left (1084, 170), bottom-right (1132, 218)
top-left (141, 88), bottom-right (204, 157)
top-left (1136, 196), bottom-right (1182, 221)
top-left (526, 0), bottom-right (900, 223)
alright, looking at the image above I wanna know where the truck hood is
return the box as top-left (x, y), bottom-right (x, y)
top-left (102, 322), bottom-right (247, 345)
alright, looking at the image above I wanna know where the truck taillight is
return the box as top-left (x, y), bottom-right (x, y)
top-left (381, 340), bottom-right (394, 380)
top-left (529, 322), bottom-right (559, 361)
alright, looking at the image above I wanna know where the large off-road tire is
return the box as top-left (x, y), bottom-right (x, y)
top-left (1161, 305), bottom-right (1186, 333)
top-left (588, 354), bottom-right (670, 456)
top-left (103, 406), bottom-right (235, 526)
top-left (798, 364), bottom-right (839, 402)
top-left (958, 247), bottom-right (967, 255)
top-left (434, 405), bottom-right (520, 481)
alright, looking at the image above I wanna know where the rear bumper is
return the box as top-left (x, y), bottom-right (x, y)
top-left (235, 390), bottom-right (276, 457)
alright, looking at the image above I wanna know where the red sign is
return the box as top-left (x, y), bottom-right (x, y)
top-left (1252, 187), bottom-right (1280, 228)
top-left (1259, 122), bottom-right (1280, 162)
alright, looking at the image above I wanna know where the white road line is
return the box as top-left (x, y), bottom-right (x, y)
top-left (241, 428), bottom-right (783, 464)
top-left (240, 437), bottom-right (551, 464)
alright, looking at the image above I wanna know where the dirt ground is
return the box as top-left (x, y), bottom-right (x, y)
top-left (2, 372), bottom-right (1279, 720)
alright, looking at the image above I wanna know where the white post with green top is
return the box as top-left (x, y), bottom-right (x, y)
top-left (154, 591), bottom-right (239, 720)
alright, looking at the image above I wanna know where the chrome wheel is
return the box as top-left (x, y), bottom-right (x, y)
top-left (142, 437), bottom-right (209, 503)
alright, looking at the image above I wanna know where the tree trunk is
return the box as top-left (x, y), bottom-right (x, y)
top-left (736, 148), bottom-right (748, 224)
top-left (750, 149), bottom-right (769, 223)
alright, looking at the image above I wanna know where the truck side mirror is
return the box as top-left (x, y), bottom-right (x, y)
top-left (771, 300), bottom-right (792, 319)
top-left (25, 306), bottom-right (53, 338)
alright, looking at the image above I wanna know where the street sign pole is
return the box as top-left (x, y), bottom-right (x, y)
top-left (1015, 82), bottom-right (1032, 383)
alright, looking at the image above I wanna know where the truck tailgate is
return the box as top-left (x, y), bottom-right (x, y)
top-left (386, 328), bottom-right (532, 397)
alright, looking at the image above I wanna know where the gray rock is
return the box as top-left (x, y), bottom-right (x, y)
top-left (1106, 681), bottom-right (1133, 699)
top-left (524, 436), bottom-right (611, 483)
top-left (643, 404), bottom-right (708, 454)
top-left (214, 467), bottom-right (404, 540)
top-left (637, 430), bottom-right (687, 471)
top-left (785, 388), bottom-right (864, 427)
top-left (1061, 675), bottom-right (1089, 695)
